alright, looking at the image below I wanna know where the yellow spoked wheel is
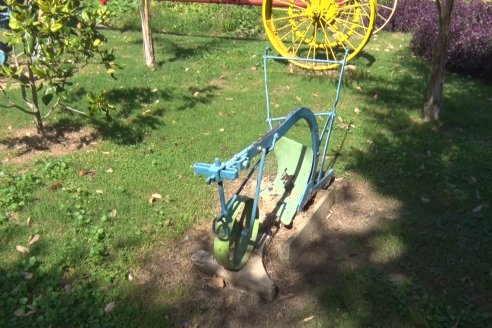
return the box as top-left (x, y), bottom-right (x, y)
top-left (262, 0), bottom-right (377, 70)
top-left (374, 0), bottom-right (398, 33)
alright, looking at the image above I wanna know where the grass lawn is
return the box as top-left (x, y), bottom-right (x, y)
top-left (1, 26), bottom-right (491, 327)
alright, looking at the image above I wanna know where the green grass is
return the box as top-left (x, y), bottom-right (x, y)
top-left (1, 23), bottom-right (491, 328)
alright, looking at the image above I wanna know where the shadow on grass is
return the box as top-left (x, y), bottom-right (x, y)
top-left (1, 48), bottom-right (490, 327)
top-left (106, 51), bottom-right (490, 326)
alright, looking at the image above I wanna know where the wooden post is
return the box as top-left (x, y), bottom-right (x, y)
top-left (140, 0), bottom-right (156, 70)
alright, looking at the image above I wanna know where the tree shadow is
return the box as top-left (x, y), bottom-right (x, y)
top-left (130, 47), bottom-right (490, 326)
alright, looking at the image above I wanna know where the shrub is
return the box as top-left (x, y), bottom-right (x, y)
top-left (384, 0), bottom-right (435, 33)
top-left (410, 0), bottom-right (492, 82)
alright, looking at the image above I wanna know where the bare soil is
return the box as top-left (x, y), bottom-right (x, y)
top-left (134, 178), bottom-right (403, 327)
top-left (0, 126), bottom-right (99, 164)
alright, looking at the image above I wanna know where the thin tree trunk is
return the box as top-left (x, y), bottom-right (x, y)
top-left (140, 0), bottom-right (156, 70)
top-left (423, 0), bottom-right (454, 121)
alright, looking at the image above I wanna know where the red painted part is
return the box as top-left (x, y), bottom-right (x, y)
top-left (163, 0), bottom-right (307, 8)
top-left (100, 0), bottom-right (108, 5)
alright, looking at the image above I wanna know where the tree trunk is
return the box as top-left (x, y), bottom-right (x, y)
top-left (140, 0), bottom-right (156, 70)
top-left (423, 0), bottom-right (454, 121)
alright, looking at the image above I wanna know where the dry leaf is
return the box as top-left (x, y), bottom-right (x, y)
top-left (105, 168), bottom-right (113, 173)
top-left (312, 93), bottom-right (319, 97)
top-left (128, 273), bottom-right (134, 281)
top-left (51, 182), bottom-right (62, 191)
top-left (354, 107), bottom-right (361, 114)
top-left (212, 275), bottom-right (225, 288)
top-left (16, 245), bottom-right (29, 254)
top-left (22, 272), bottom-right (33, 280)
top-left (28, 234), bottom-right (40, 246)
top-left (104, 301), bottom-right (116, 314)
top-left (27, 217), bottom-right (32, 227)
top-left (299, 316), bottom-right (314, 323)
top-left (251, 66), bottom-right (257, 71)
top-left (373, 93), bottom-right (379, 100)
top-left (151, 88), bottom-right (158, 93)
top-left (421, 197), bottom-right (431, 203)
top-left (295, 96), bottom-right (301, 101)
top-left (96, 190), bottom-right (104, 195)
top-left (24, 310), bottom-right (36, 317)
top-left (193, 91), bottom-right (200, 97)
top-left (111, 209), bottom-right (117, 218)
top-left (102, 151), bottom-right (110, 155)
top-left (472, 204), bottom-right (483, 213)
top-left (219, 128), bottom-right (225, 132)
top-left (149, 193), bottom-right (162, 204)
top-left (79, 169), bottom-right (96, 176)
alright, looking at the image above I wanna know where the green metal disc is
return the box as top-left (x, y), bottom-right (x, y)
top-left (213, 196), bottom-right (260, 271)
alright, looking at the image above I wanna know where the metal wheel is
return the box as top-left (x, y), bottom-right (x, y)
top-left (374, 0), bottom-right (398, 33)
top-left (213, 196), bottom-right (260, 271)
top-left (262, 0), bottom-right (377, 70)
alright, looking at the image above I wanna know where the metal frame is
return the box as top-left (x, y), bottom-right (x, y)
top-left (194, 48), bottom-right (349, 269)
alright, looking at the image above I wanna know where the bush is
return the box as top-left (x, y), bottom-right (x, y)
top-left (384, 0), bottom-right (435, 33)
top-left (386, 0), bottom-right (492, 82)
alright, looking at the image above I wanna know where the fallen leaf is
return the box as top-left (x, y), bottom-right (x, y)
top-left (212, 275), bottom-right (225, 288)
top-left (105, 168), bottom-right (113, 173)
top-left (337, 116), bottom-right (344, 123)
top-left (251, 66), bottom-right (257, 71)
top-left (28, 234), bottom-right (40, 246)
top-left (151, 88), bottom-right (158, 93)
top-left (128, 273), bottom-right (134, 281)
top-left (51, 182), bottom-right (62, 191)
top-left (421, 196), bottom-right (431, 203)
top-left (96, 190), bottom-right (104, 195)
top-left (24, 310), bottom-right (36, 317)
top-left (102, 151), bottom-right (110, 155)
top-left (16, 245), bottom-right (29, 254)
top-left (219, 128), bottom-right (225, 132)
top-left (193, 91), bottom-right (200, 97)
top-left (21, 272), bottom-right (33, 280)
top-left (373, 93), bottom-right (379, 100)
top-left (354, 107), bottom-right (361, 114)
top-left (345, 64), bottom-right (357, 72)
top-left (149, 193), bottom-right (162, 205)
top-left (104, 301), bottom-right (116, 314)
top-left (295, 96), bottom-right (301, 101)
top-left (312, 93), bottom-right (319, 97)
top-left (299, 316), bottom-right (314, 323)
top-left (472, 204), bottom-right (483, 213)
top-left (111, 209), bottom-right (117, 218)
top-left (79, 169), bottom-right (96, 176)
top-left (27, 217), bottom-right (32, 227)
top-left (469, 176), bottom-right (477, 184)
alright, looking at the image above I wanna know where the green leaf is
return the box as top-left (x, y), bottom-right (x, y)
top-left (50, 22), bottom-right (63, 33)
top-left (8, 17), bottom-right (21, 30)
top-left (42, 93), bottom-right (54, 106)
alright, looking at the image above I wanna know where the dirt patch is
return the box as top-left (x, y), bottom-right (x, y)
top-left (134, 178), bottom-right (403, 327)
top-left (0, 126), bottom-right (99, 164)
